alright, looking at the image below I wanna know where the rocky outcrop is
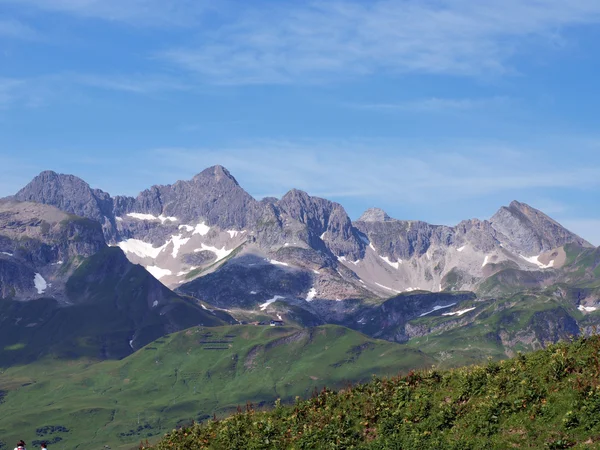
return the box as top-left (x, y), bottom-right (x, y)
top-left (490, 200), bottom-right (592, 256)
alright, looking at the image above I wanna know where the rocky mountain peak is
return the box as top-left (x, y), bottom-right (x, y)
top-left (358, 208), bottom-right (392, 222)
top-left (14, 170), bottom-right (113, 223)
top-left (490, 200), bottom-right (592, 256)
top-left (193, 165), bottom-right (240, 186)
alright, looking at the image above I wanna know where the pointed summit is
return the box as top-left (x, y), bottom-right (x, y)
top-left (193, 165), bottom-right (239, 186)
top-left (358, 208), bottom-right (392, 222)
top-left (14, 170), bottom-right (113, 222)
top-left (490, 200), bottom-right (592, 255)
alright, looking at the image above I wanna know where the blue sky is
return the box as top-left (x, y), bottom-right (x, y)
top-left (1, 0), bottom-right (600, 244)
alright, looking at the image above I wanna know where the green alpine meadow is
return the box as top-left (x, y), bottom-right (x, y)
top-left (0, 325), bottom-right (433, 449)
top-left (144, 334), bottom-right (600, 450)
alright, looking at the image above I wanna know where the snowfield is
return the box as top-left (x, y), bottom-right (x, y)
top-left (193, 222), bottom-right (211, 236)
top-left (306, 288), bottom-right (317, 301)
top-left (117, 239), bottom-right (166, 259)
top-left (146, 266), bottom-right (172, 279)
top-left (442, 307), bottom-right (476, 317)
top-left (34, 273), bottom-right (47, 294)
top-left (194, 244), bottom-right (233, 261)
top-left (260, 295), bottom-right (285, 310)
top-left (519, 254), bottom-right (555, 269)
top-left (419, 303), bottom-right (457, 317)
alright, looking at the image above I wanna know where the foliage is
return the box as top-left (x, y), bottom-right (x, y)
top-left (144, 335), bottom-right (600, 449)
top-left (0, 325), bottom-right (430, 449)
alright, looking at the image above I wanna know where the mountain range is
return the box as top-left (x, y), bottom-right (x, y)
top-left (2, 165), bottom-right (599, 360)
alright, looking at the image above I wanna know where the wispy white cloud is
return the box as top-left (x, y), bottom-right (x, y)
top-left (149, 138), bottom-right (600, 203)
top-left (0, 72), bottom-right (193, 110)
top-left (0, 78), bottom-right (44, 109)
top-left (0, 19), bottom-right (38, 40)
top-left (0, 0), bottom-right (215, 27)
top-left (352, 96), bottom-right (511, 113)
top-left (158, 0), bottom-right (600, 84)
top-left (67, 73), bottom-right (192, 94)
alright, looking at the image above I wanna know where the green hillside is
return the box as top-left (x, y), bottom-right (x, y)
top-left (0, 325), bottom-right (433, 449)
top-left (145, 334), bottom-right (600, 450)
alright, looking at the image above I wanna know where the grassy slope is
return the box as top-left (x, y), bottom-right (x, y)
top-left (406, 292), bottom-right (584, 368)
top-left (0, 325), bottom-right (434, 449)
top-left (0, 247), bottom-right (228, 367)
top-left (146, 334), bottom-right (600, 450)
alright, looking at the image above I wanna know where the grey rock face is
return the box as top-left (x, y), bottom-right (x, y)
top-left (490, 200), bottom-right (592, 256)
top-left (13, 170), bottom-right (115, 226)
top-left (0, 200), bottom-right (107, 299)
top-left (358, 208), bottom-right (392, 222)
top-left (276, 189), bottom-right (363, 259)
top-left (121, 165), bottom-right (260, 228)
top-left (354, 219), bottom-right (454, 260)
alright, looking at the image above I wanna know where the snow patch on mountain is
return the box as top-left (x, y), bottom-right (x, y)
top-left (419, 303), bottom-right (456, 317)
top-left (171, 234), bottom-right (190, 258)
top-left (193, 222), bottom-right (211, 236)
top-left (146, 266), bottom-right (173, 280)
top-left (177, 267), bottom-right (197, 276)
top-left (579, 305), bottom-right (598, 312)
top-left (158, 215), bottom-right (177, 223)
top-left (443, 307), bottom-right (476, 316)
top-left (380, 255), bottom-right (401, 269)
top-left (1, 252), bottom-right (13, 256)
top-left (179, 224), bottom-right (194, 232)
top-left (126, 213), bottom-right (177, 223)
top-left (260, 295), bottom-right (285, 310)
top-left (34, 273), bottom-right (47, 294)
top-left (269, 259), bottom-right (289, 267)
top-left (117, 239), bottom-right (166, 259)
top-left (306, 287), bottom-right (317, 301)
top-left (519, 254), bottom-right (555, 269)
top-left (227, 230), bottom-right (239, 238)
top-left (146, 266), bottom-right (172, 279)
top-left (457, 246), bottom-right (466, 252)
top-left (375, 283), bottom-right (401, 293)
top-left (194, 244), bottom-right (232, 261)
top-left (482, 255), bottom-right (490, 267)
top-left (127, 213), bottom-right (159, 221)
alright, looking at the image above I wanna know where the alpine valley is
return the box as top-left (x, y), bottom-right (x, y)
top-left (1, 166), bottom-right (599, 449)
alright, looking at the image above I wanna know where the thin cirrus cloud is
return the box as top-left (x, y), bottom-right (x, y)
top-left (0, 0), bottom-right (216, 27)
top-left (350, 96), bottom-right (512, 113)
top-left (0, 18), bottom-right (38, 40)
top-left (0, 73), bottom-right (193, 110)
top-left (149, 140), bottom-right (600, 203)
top-left (158, 0), bottom-right (600, 84)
